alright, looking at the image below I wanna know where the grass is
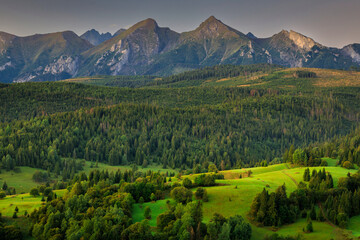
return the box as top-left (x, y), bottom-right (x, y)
top-left (63, 75), bottom-right (155, 88)
top-left (175, 163), bottom-right (358, 239)
top-left (132, 199), bottom-right (173, 227)
top-left (1, 162), bottom-right (359, 239)
top-left (348, 215), bottom-right (360, 237)
top-left (179, 68), bottom-right (360, 92)
top-left (323, 157), bottom-right (338, 167)
top-left (0, 159), bottom-right (178, 195)
top-left (80, 160), bottom-right (178, 175)
top-left (0, 189), bottom-right (67, 217)
top-left (0, 167), bottom-right (52, 194)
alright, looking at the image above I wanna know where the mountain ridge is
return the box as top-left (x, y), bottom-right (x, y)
top-left (0, 16), bottom-right (359, 82)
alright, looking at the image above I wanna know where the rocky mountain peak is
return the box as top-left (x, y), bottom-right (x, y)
top-left (288, 30), bottom-right (317, 51)
top-left (246, 32), bottom-right (257, 39)
top-left (190, 16), bottom-right (240, 39)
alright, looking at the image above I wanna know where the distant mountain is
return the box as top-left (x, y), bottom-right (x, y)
top-left (146, 16), bottom-right (268, 75)
top-left (113, 28), bottom-right (127, 37)
top-left (253, 30), bottom-right (353, 69)
top-left (0, 16), bottom-right (359, 83)
top-left (0, 31), bottom-right (92, 83)
top-left (79, 18), bottom-right (180, 76)
top-left (80, 29), bottom-right (112, 46)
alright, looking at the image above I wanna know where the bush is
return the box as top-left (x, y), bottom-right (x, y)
top-left (296, 70), bottom-right (317, 78)
top-left (144, 206), bottom-right (151, 219)
top-left (182, 178), bottom-right (192, 189)
top-left (30, 188), bottom-right (40, 197)
top-left (32, 171), bottom-right (49, 182)
top-left (170, 187), bottom-right (193, 204)
top-left (342, 161), bottom-right (354, 169)
top-left (304, 221), bottom-right (313, 233)
top-left (0, 191), bottom-right (6, 199)
top-left (320, 159), bottom-right (328, 166)
top-left (195, 187), bottom-right (208, 202)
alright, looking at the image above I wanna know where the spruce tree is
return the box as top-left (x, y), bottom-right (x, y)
top-left (310, 205), bottom-right (316, 220)
top-left (2, 181), bottom-right (8, 190)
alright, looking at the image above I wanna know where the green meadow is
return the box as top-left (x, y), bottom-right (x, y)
top-left (132, 199), bottom-right (175, 227)
top-left (0, 190), bottom-right (67, 217)
top-left (81, 160), bottom-right (178, 175)
top-left (133, 163), bottom-right (359, 240)
top-left (0, 167), bottom-right (50, 194)
top-left (0, 160), bottom-right (178, 194)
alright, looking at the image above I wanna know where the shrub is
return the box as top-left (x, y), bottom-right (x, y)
top-left (0, 191), bottom-right (6, 199)
top-left (342, 161), bottom-right (354, 169)
top-left (30, 188), bottom-right (40, 197)
top-left (170, 187), bottom-right (193, 204)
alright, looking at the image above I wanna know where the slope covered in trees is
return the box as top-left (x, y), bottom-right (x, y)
top-left (1, 89), bottom-right (358, 173)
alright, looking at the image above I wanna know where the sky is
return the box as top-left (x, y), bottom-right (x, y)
top-left (0, 0), bottom-right (359, 48)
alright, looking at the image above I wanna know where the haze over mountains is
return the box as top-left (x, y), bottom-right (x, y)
top-left (0, 16), bottom-right (359, 83)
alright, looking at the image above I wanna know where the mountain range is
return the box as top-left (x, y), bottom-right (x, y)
top-left (0, 16), bottom-right (359, 83)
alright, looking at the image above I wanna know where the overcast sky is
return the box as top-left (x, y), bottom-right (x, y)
top-left (0, 0), bottom-right (359, 48)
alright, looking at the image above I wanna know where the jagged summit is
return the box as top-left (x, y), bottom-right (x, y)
top-left (184, 16), bottom-right (244, 40)
top-left (80, 29), bottom-right (112, 46)
top-left (197, 16), bottom-right (230, 31)
top-left (246, 32), bottom-right (257, 39)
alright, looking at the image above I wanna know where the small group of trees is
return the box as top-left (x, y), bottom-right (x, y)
top-left (251, 169), bottom-right (360, 229)
top-left (249, 184), bottom-right (298, 227)
top-left (157, 200), bottom-right (252, 240)
top-left (1, 181), bottom-right (16, 196)
top-left (32, 171), bottom-right (49, 182)
top-left (284, 146), bottom-right (327, 167)
top-left (303, 168), bottom-right (333, 190)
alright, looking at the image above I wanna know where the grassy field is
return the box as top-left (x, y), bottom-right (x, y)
top-left (348, 215), bottom-right (360, 237)
top-left (136, 163), bottom-right (359, 239)
top-left (2, 162), bottom-right (359, 239)
top-left (199, 68), bottom-right (360, 90)
top-left (0, 167), bottom-right (52, 194)
top-left (0, 189), bottom-right (67, 217)
top-left (132, 199), bottom-right (174, 227)
top-left (0, 160), bottom-right (178, 195)
top-left (80, 160), bottom-right (178, 175)
top-left (323, 157), bottom-right (338, 167)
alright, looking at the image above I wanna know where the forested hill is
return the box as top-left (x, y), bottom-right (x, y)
top-left (1, 89), bottom-right (359, 171)
top-left (1, 65), bottom-right (360, 172)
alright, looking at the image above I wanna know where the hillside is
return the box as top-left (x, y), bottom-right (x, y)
top-left (153, 66), bottom-right (360, 89)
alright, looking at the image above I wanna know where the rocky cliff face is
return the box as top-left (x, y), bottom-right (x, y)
top-left (342, 44), bottom-right (360, 64)
top-left (14, 55), bottom-right (80, 82)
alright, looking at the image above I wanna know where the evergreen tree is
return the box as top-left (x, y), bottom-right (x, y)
top-left (2, 181), bottom-right (8, 191)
